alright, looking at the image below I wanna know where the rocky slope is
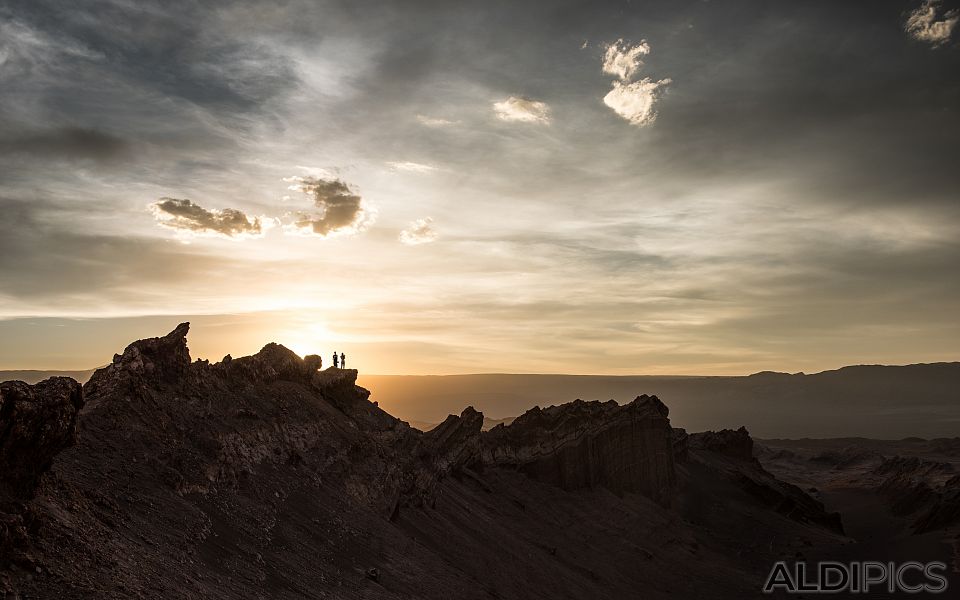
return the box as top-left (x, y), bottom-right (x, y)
top-left (1, 324), bottom-right (847, 599)
top-left (872, 456), bottom-right (960, 533)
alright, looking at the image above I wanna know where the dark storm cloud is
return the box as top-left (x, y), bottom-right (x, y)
top-left (286, 176), bottom-right (373, 237)
top-left (150, 198), bottom-right (264, 238)
top-left (0, 0), bottom-right (298, 165)
top-left (0, 128), bottom-right (131, 163)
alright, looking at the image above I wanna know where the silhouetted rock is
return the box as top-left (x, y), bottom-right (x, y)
top-left (482, 396), bottom-right (676, 505)
top-left (0, 377), bottom-right (83, 501)
top-left (688, 426), bottom-right (754, 461)
top-left (0, 325), bottom-right (852, 599)
top-left (0, 377), bottom-right (83, 581)
top-left (86, 322), bottom-right (191, 396)
top-left (424, 407), bottom-right (483, 473)
top-left (686, 427), bottom-right (844, 534)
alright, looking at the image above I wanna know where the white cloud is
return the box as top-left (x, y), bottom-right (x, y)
top-left (492, 96), bottom-right (551, 124)
top-left (600, 39), bottom-right (670, 127)
top-left (416, 115), bottom-right (457, 127)
top-left (387, 161), bottom-right (438, 173)
top-left (603, 78), bottom-right (672, 127)
top-left (602, 39), bottom-right (650, 81)
top-left (905, 0), bottom-right (959, 46)
top-left (399, 217), bottom-right (438, 245)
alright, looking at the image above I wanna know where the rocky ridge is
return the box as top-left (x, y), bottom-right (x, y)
top-left (1, 324), bottom-right (846, 599)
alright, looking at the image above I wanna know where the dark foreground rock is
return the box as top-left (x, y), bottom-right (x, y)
top-left (1, 324), bottom-right (846, 599)
top-left (1, 378), bottom-right (84, 502)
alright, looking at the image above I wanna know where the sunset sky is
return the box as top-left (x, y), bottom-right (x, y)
top-left (1, 0), bottom-right (958, 375)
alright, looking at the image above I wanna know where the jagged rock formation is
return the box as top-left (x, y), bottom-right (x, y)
top-left (482, 396), bottom-right (676, 505)
top-left (1, 324), bottom-right (848, 600)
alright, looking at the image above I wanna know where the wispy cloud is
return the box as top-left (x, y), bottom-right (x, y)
top-left (284, 176), bottom-right (375, 238)
top-left (399, 217), bottom-right (438, 245)
top-left (149, 198), bottom-right (266, 239)
top-left (387, 161), bottom-right (438, 173)
top-left (905, 0), bottom-right (959, 46)
top-left (600, 39), bottom-right (670, 127)
top-left (493, 96), bottom-right (551, 124)
top-left (416, 115), bottom-right (457, 127)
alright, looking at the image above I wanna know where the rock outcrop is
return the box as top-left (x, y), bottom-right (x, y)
top-left (684, 428), bottom-right (844, 534)
top-left (913, 475), bottom-right (960, 533)
top-left (687, 426), bottom-right (754, 461)
top-left (871, 456), bottom-right (959, 532)
top-left (1, 377), bottom-right (84, 581)
top-left (0, 377), bottom-right (84, 501)
top-left (481, 396), bottom-right (677, 505)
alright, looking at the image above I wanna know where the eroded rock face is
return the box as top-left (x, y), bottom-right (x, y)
top-left (913, 475), bottom-right (960, 533)
top-left (481, 396), bottom-right (677, 505)
top-left (871, 456), bottom-right (959, 532)
top-left (686, 427), bottom-right (844, 534)
top-left (423, 407), bottom-right (483, 473)
top-left (0, 377), bottom-right (84, 501)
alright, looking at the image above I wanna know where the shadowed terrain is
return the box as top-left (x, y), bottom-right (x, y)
top-left (1, 325), bottom-right (957, 598)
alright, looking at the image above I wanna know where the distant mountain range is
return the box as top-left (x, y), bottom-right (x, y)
top-left (4, 362), bottom-right (958, 438)
top-left (0, 368), bottom-right (97, 384)
top-left (358, 363), bottom-right (960, 439)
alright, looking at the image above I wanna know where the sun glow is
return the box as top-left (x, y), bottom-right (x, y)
top-left (277, 321), bottom-right (340, 358)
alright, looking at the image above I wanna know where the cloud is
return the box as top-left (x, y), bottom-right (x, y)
top-left (150, 198), bottom-right (266, 239)
top-left (387, 161), bottom-right (438, 173)
top-left (905, 0), bottom-right (959, 46)
top-left (416, 115), bottom-right (457, 127)
top-left (399, 217), bottom-right (438, 245)
top-left (602, 39), bottom-right (650, 81)
top-left (492, 96), bottom-right (551, 124)
top-left (603, 78), bottom-right (672, 127)
top-left (600, 39), bottom-right (670, 127)
top-left (285, 176), bottom-right (375, 237)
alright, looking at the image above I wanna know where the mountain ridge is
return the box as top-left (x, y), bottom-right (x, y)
top-left (1, 323), bottom-right (855, 599)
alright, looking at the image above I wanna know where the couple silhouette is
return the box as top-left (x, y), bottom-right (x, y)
top-left (332, 351), bottom-right (346, 369)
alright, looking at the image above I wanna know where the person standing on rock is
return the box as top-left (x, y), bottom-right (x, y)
top-left (340, 352), bottom-right (346, 369)
top-left (332, 351), bottom-right (339, 368)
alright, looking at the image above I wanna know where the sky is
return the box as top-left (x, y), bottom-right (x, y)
top-left (1, 0), bottom-right (959, 375)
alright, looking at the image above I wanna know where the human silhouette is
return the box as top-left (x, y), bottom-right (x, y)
top-left (332, 351), bottom-right (339, 368)
top-left (340, 352), bottom-right (346, 369)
